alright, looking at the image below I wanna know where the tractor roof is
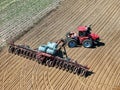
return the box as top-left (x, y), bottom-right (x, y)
top-left (77, 26), bottom-right (87, 31)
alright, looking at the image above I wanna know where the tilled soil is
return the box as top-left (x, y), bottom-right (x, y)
top-left (0, 0), bottom-right (120, 90)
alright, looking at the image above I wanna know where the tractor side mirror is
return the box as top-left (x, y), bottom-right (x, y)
top-left (87, 25), bottom-right (92, 31)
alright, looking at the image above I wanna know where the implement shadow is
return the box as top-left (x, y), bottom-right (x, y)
top-left (85, 71), bottom-right (95, 78)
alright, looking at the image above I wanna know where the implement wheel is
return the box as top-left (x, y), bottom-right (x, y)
top-left (8, 46), bottom-right (14, 53)
top-left (15, 48), bottom-right (21, 55)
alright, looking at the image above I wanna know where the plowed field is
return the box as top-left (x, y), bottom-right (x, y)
top-left (0, 0), bottom-right (120, 90)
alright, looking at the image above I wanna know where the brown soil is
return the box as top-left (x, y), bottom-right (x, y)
top-left (0, 0), bottom-right (120, 90)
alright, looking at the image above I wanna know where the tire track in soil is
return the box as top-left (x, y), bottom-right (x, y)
top-left (75, 76), bottom-right (94, 90)
top-left (43, 71), bottom-right (54, 90)
top-left (27, 63), bottom-right (39, 90)
top-left (50, 69), bottom-right (70, 90)
top-left (70, 79), bottom-right (79, 90)
top-left (3, 63), bottom-right (24, 89)
top-left (59, 74), bottom-right (73, 90)
top-left (24, 62), bottom-right (39, 90)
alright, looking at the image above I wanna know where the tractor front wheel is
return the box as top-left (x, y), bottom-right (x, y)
top-left (68, 39), bottom-right (77, 48)
top-left (82, 39), bottom-right (93, 48)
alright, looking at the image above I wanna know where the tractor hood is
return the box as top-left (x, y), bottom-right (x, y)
top-left (90, 33), bottom-right (100, 40)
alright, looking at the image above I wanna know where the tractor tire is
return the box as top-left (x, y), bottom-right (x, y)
top-left (82, 39), bottom-right (93, 48)
top-left (68, 39), bottom-right (77, 48)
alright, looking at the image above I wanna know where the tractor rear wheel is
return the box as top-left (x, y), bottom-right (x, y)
top-left (68, 39), bottom-right (77, 48)
top-left (82, 39), bottom-right (93, 48)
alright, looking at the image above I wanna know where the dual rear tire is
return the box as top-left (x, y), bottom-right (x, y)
top-left (82, 39), bottom-right (93, 48)
top-left (68, 39), bottom-right (77, 48)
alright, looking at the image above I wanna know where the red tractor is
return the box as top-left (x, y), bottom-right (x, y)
top-left (66, 25), bottom-right (100, 48)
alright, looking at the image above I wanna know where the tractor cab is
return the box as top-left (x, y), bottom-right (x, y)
top-left (77, 26), bottom-right (91, 37)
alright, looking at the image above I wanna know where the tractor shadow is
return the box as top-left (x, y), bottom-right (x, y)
top-left (91, 42), bottom-right (105, 48)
